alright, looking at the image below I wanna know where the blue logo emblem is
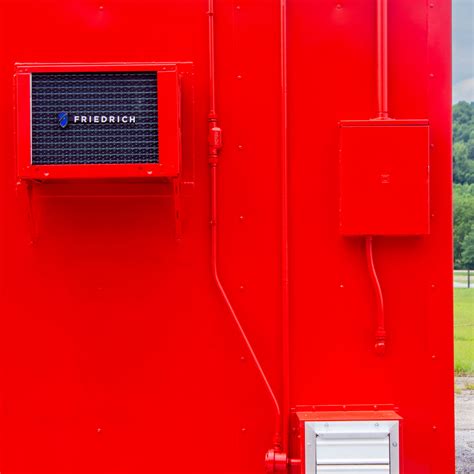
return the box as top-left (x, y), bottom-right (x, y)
top-left (58, 112), bottom-right (68, 128)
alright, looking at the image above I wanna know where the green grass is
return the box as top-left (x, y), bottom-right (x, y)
top-left (455, 288), bottom-right (474, 375)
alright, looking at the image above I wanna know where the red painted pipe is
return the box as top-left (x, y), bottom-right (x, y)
top-left (210, 165), bottom-right (282, 441)
top-left (208, 0), bottom-right (216, 116)
top-left (365, 0), bottom-right (389, 355)
top-left (280, 0), bottom-right (290, 456)
top-left (365, 237), bottom-right (387, 354)
top-left (207, 0), bottom-right (282, 453)
top-left (377, 0), bottom-right (389, 119)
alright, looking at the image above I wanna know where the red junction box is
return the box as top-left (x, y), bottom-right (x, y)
top-left (339, 120), bottom-right (430, 236)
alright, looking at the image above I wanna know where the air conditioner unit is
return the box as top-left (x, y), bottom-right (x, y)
top-left (15, 63), bottom-right (181, 181)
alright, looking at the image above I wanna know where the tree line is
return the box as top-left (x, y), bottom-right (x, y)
top-left (453, 101), bottom-right (474, 269)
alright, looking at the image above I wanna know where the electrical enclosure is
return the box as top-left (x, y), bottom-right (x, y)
top-left (339, 120), bottom-right (431, 236)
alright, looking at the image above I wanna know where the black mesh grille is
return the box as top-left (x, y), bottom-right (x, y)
top-left (31, 72), bottom-right (159, 165)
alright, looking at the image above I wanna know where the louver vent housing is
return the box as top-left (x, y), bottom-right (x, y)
top-left (16, 64), bottom-right (181, 180)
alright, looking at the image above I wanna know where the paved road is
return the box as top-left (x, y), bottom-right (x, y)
top-left (456, 377), bottom-right (474, 473)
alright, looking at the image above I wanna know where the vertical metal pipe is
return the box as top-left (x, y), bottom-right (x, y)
top-left (365, 0), bottom-right (389, 355)
top-left (208, 0), bottom-right (216, 115)
top-left (280, 0), bottom-right (290, 454)
top-left (377, 0), bottom-right (389, 119)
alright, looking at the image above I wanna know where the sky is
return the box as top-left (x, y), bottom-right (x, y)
top-left (453, 0), bottom-right (474, 103)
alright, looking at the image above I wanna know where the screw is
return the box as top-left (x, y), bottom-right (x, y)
top-left (392, 442), bottom-right (398, 447)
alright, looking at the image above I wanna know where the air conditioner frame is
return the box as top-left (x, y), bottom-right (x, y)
top-left (15, 62), bottom-right (182, 181)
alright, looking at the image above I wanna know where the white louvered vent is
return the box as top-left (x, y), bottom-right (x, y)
top-left (305, 421), bottom-right (399, 474)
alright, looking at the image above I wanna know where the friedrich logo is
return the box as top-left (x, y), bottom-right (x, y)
top-left (58, 112), bottom-right (69, 129)
top-left (57, 113), bottom-right (136, 127)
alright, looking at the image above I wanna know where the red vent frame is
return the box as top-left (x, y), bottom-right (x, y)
top-left (15, 63), bottom-right (181, 180)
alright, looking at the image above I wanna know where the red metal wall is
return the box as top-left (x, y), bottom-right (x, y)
top-left (0, 0), bottom-right (453, 473)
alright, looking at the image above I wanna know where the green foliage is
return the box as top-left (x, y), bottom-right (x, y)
top-left (453, 101), bottom-right (474, 185)
top-left (453, 184), bottom-right (474, 267)
top-left (453, 102), bottom-right (474, 267)
top-left (461, 224), bottom-right (474, 269)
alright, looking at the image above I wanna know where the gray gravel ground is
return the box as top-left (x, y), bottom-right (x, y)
top-left (456, 377), bottom-right (474, 474)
